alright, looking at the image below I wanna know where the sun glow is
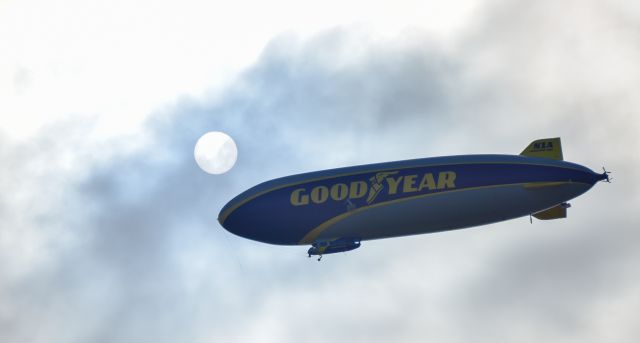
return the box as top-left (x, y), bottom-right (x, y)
top-left (194, 131), bottom-right (238, 174)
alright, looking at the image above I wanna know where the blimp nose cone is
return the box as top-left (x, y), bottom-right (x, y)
top-left (217, 189), bottom-right (301, 246)
top-left (218, 202), bottom-right (267, 243)
top-left (218, 201), bottom-right (240, 235)
top-left (218, 211), bottom-right (248, 244)
top-left (217, 214), bottom-right (226, 231)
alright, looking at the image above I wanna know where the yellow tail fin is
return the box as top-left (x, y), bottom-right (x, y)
top-left (520, 137), bottom-right (563, 160)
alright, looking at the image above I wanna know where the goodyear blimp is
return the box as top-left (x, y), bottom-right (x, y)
top-left (218, 138), bottom-right (609, 260)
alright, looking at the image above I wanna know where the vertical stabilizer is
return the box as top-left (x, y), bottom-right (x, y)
top-left (520, 137), bottom-right (563, 160)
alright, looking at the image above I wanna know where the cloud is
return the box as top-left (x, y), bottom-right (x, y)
top-left (1, 1), bottom-right (640, 342)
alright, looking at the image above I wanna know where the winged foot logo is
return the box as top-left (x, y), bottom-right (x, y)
top-left (290, 171), bottom-right (457, 206)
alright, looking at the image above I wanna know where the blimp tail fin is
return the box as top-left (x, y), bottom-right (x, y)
top-left (520, 137), bottom-right (563, 160)
top-left (533, 205), bottom-right (567, 220)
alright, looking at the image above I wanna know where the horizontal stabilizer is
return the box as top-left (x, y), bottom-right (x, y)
top-left (520, 138), bottom-right (563, 160)
top-left (533, 204), bottom-right (567, 220)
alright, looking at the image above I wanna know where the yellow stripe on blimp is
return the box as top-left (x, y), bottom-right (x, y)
top-left (523, 181), bottom-right (567, 189)
top-left (298, 181), bottom-right (580, 244)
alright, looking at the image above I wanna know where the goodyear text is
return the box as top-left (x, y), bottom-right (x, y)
top-left (290, 171), bottom-right (456, 206)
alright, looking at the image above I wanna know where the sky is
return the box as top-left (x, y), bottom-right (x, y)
top-left (1, 0), bottom-right (639, 342)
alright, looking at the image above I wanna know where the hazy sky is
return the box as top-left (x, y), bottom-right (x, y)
top-left (1, 1), bottom-right (639, 342)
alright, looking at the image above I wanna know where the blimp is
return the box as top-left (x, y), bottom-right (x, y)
top-left (218, 138), bottom-right (609, 260)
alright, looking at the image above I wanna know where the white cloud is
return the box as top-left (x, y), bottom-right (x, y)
top-left (0, 0), bottom-right (478, 141)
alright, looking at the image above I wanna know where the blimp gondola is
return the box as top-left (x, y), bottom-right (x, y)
top-left (218, 138), bottom-right (609, 260)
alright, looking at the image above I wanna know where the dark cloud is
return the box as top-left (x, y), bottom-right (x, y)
top-left (2, 1), bottom-right (640, 342)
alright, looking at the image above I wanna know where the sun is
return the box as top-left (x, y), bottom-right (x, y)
top-left (194, 131), bottom-right (238, 174)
